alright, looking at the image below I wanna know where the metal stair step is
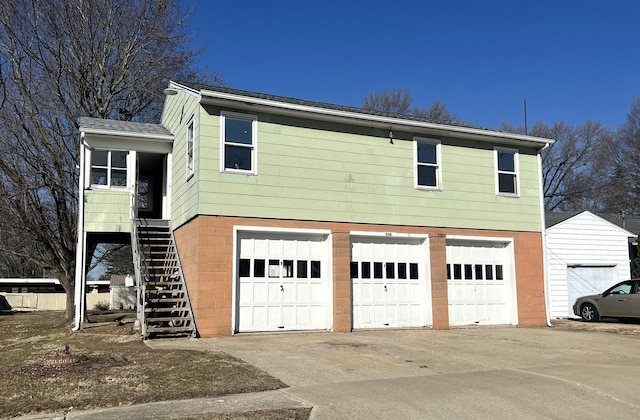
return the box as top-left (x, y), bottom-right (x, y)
top-left (145, 316), bottom-right (194, 323)
top-left (144, 307), bottom-right (191, 313)
top-left (146, 298), bottom-right (188, 304)
top-left (145, 326), bottom-right (195, 335)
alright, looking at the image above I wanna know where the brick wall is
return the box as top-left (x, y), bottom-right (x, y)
top-left (174, 215), bottom-right (547, 337)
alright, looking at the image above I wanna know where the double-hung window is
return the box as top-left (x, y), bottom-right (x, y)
top-left (90, 150), bottom-right (128, 188)
top-left (186, 117), bottom-right (195, 178)
top-left (414, 137), bottom-right (441, 190)
top-left (221, 112), bottom-right (257, 174)
top-left (495, 148), bottom-right (519, 196)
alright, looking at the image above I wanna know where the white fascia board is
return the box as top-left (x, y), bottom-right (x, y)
top-left (80, 128), bottom-right (174, 142)
top-left (198, 90), bottom-right (554, 149)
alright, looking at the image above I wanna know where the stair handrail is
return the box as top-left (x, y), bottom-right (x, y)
top-left (130, 192), bottom-right (146, 337)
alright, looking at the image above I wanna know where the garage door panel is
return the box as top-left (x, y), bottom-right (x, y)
top-left (237, 232), bottom-right (330, 332)
top-left (566, 266), bottom-right (616, 317)
top-left (352, 237), bottom-right (430, 329)
top-left (447, 240), bottom-right (515, 326)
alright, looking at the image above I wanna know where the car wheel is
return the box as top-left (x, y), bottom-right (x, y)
top-left (580, 303), bottom-right (599, 322)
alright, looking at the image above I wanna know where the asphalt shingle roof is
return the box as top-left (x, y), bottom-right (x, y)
top-left (176, 81), bottom-right (497, 132)
top-left (78, 116), bottom-right (173, 138)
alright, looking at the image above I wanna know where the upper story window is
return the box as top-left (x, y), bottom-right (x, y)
top-left (187, 117), bottom-right (195, 178)
top-left (495, 148), bottom-right (519, 196)
top-left (414, 137), bottom-right (441, 190)
top-left (90, 150), bottom-right (128, 188)
top-left (221, 112), bottom-right (257, 174)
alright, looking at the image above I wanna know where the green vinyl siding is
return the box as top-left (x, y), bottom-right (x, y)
top-left (161, 92), bottom-right (202, 228)
top-left (84, 190), bottom-right (130, 232)
top-left (169, 104), bottom-right (544, 233)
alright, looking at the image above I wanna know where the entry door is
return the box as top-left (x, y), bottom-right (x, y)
top-left (237, 232), bottom-right (329, 332)
top-left (351, 238), bottom-right (428, 328)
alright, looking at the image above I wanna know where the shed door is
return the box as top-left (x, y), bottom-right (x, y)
top-left (351, 237), bottom-right (429, 329)
top-left (237, 232), bottom-right (330, 332)
top-left (567, 266), bottom-right (616, 317)
top-left (446, 240), bottom-right (516, 326)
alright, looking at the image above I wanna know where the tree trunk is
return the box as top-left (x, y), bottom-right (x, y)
top-left (64, 286), bottom-right (75, 324)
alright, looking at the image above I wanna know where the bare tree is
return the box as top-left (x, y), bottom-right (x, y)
top-left (501, 120), bottom-right (615, 212)
top-left (599, 95), bottom-right (640, 215)
top-left (0, 0), bottom-right (220, 321)
top-left (363, 87), bottom-right (458, 122)
top-left (363, 87), bottom-right (414, 114)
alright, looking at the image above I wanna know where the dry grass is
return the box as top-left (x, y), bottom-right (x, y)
top-left (0, 311), bottom-right (309, 419)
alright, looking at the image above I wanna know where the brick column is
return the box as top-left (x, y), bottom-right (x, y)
top-left (429, 234), bottom-right (449, 329)
top-left (332, 230), bottom-right (352, 332)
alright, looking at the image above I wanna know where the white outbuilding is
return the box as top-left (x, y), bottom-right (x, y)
top-left (546, 211), bottom-right (637, 319)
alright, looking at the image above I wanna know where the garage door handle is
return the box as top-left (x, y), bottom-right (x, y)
top-left (280, 285), bottom-right (284, 292)
top-left (384, 285), bottom-right (387, 292)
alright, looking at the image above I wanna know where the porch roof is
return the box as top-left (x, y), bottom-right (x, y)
top-left (79, 117), bottom-right (173, 141)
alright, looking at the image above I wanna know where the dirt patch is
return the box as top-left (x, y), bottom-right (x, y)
top-left (551, 318), bottom-right (640, 335)
top-left (0, 311), bottom-right (291, 418)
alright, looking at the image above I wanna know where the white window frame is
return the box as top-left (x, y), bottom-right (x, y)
top-left (220, 111), bottom-right (258, 175)
top-left (89, 149), bottom-right (128, 189)
top-left (494, 147), bottom-right (520, 197)
top-left (414, 137), bottom-right (442, 190)
top-left (186, 116), bottom-right (195, 179)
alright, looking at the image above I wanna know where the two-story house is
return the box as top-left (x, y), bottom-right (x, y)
top-left (74, 81), bottom-right (554, 338)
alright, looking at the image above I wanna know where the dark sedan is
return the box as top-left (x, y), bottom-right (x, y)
top-left (573, 279), bottom-right (640, 322)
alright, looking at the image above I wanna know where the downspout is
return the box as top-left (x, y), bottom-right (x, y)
top-left (72, 133), bottom-right (87, 331)
top-left (538, 144), bottom-right (553, 327)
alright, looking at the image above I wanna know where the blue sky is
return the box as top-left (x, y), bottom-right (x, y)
top-left (187, 1), bottom-right (640, 130)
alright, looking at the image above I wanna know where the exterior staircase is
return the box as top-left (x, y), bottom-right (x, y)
top-left (132, 218), bottom-right (196, 339)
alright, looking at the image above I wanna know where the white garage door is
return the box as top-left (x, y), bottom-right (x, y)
top-left (446, 239), bottom-right (516, 326)
top-left (351, 237), bottom-right (430, 329)
top-left (566, 266), bottom-right (616, 317)
top-left (236, 231), bottom-right (330, 332)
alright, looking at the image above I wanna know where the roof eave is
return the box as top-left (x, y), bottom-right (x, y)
top-left (80, 127), bottom-right (174, 142)
top-left (198, 89), bottom-right (554, 149)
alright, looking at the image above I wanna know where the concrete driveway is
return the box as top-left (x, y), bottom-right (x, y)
top-left (205, 324), bottom-right (640, 419)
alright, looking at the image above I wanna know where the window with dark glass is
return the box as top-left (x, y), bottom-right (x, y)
top-left (297, 260), bottom-right (307, 278)
top-left (398, 263), bottom-right (407, 279)
top-left (475, 264), bottom-right (483, 280)
top-left (254, 259), bottom-right (265, 277)
top-left (464, 264), bottom-right (473, 280)
top-left (239, 259), bottom-right (250, 277)
top-left (374, 262), bottom-right (383, 279)
top-left (310, 260), bottom-right (321, 278)
top-left (410, 263), bottom-right (419, 279)
top-left (485, 265), bottom-right (494, 280)
top-left (187, 118), bottom-right (195, 177)
top-left (497, 149), bottom-right (518, 195)
top-left (361, 262), bottom-right (371, 279)
top-left (385, 263), bottom-right (395, 279)
top-left (454, 264), bottom-right (462, 280)
top-left (496, 265), bottom-right (504, 280)
top-left (91, 150), bottom-right (128, 187)
top-left (222, 113), bottom-right (256, 173)
top-left (416, 139), bottom-right (440, 189)
top-left (350, 262), bottom-right (359, 278)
